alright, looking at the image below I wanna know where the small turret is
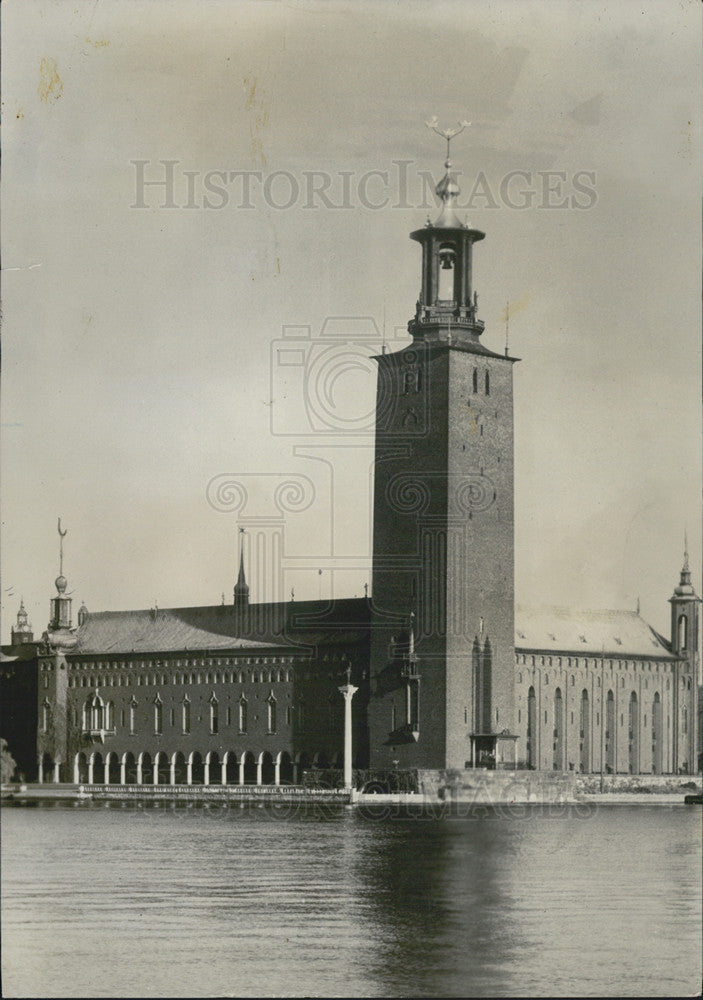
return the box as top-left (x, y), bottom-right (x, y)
top-left (11, 599), bottom-right (34, 645)
top-left (669, 534), bottom-right (701, 656)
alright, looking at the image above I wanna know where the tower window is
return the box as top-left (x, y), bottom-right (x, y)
top-left (472, 368), bottom-right (478, 394)
top-left (678, 614), bottom-right (688, 650)
top-left (485, 371), bottom-right (490, 395)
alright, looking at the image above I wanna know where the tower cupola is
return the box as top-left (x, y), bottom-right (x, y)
top-left (409, 119), bottom-right (486, 348)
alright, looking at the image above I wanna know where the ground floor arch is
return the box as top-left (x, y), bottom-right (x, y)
top-left (154, 751), bottom-right (169, 785)
top-left (105, 751), bottom-right (120, 784)
top-left (189, 751), bottom-right (204, 784)
top-left (277, 751), bottom-right (294, 784)
top-left (74, 752), bottom-right (89, 783)
top-left (121, 751), bottom-right (137, 784)
top-left (171, 751), bottom-right (187, 784)
top-left (241, 750), bottom-right (257, 784)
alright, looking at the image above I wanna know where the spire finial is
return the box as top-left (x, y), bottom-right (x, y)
top-left (683, 530), bottom-right (689, 572)
top-left (234, 527), bottom-right (250, 607)
top-left (57, 518), bottom-right (67, 577)
top-left (425, 117), bottom-right (472, 167)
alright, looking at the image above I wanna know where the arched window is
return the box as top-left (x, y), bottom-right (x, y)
top-left (85, 693), bottom-right (105, 731)
top-left (129, 698), bottom-right (137, 734)
top-left (472, 368), bottom-right (478, 394)
top-left (182, 698), bottom-right (191, 734)
top-left (605, 690), bottom-right (615, 773)
top-left (42, 699), bottom-right (52, 733)
top-left (238, 697), bottom-right (248, 734)
top-left (580, 689), bottom-right (590, 772)
top-left (485, 370), bottom-right (490, 395)
top-left (154, 697), bottom-right (163, 735)
top-left (267, 694), bottom-right (277, 734)
top-left (553, 688), bottom-right (564, 770)
top-left (527, 686), bottom-right (537, 769)
top-left (652, 692), bottom-right (663, 773)
top-left (210, 695), bottom-right (219, 735)
top-left (678, 614), bottom-right (688, 650)
top-left (628, 691), bottom-right (639, 774)
top-left (105, 701), bottom-right (114, 731)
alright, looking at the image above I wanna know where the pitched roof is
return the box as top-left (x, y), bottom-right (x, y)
top-left (514, 605), bottom-right (674, 658)
top-left (71, 599), bottom-right (673, 660)
top-left (73, 598), bottom-right (371, 656)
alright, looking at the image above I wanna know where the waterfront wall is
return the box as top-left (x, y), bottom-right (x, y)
top-left (416, 768), bottom-right (576, 803)
top-left (574, 773), bottom-right (701, 795)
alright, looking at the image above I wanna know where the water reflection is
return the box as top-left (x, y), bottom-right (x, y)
top-left (1, 803), bottom-right (700, 998)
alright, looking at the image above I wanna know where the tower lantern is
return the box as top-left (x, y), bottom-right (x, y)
top-left (409, 119), bottom-right (485, 346)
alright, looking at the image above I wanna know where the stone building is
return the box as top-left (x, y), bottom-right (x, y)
top-left (3, 143), bottom-right (701, 784)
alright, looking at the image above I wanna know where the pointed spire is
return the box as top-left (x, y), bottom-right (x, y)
top-left (673, 530), bottom-right (696, 598)
top-left (234, 527), bottom-right (250, 607)
top-left (680, 531), bottom-right (691, 586)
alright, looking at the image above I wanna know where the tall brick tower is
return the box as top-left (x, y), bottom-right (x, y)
top-left (368, 127), bottom-right (518, 770)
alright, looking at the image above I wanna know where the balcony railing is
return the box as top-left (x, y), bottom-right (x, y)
top-left (82, 727), bottom-right (116, 742)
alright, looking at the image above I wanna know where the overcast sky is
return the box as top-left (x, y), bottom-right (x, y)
top-left (2, 0), bottom-right (701, 641)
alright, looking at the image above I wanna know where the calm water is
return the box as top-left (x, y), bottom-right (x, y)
top-left (1, 801), bottom-right (701, 998)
